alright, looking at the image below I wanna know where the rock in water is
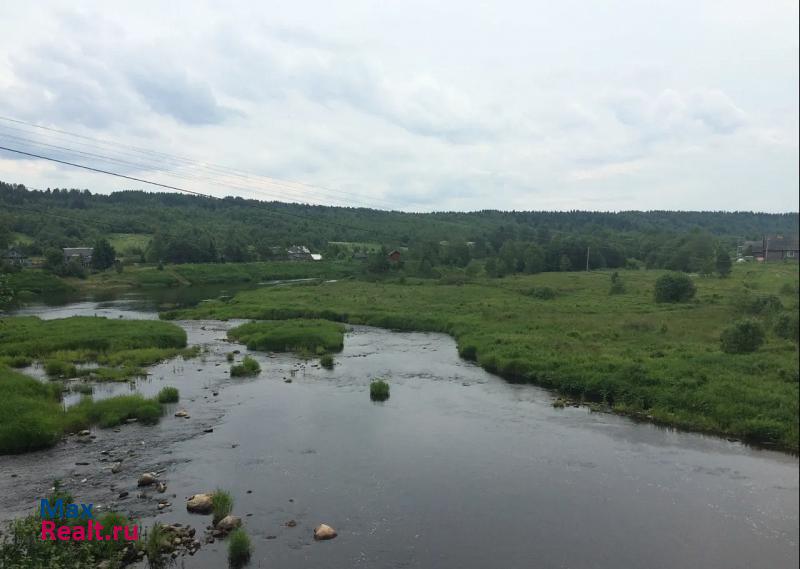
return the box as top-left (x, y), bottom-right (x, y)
top-left (137, 473), bottom-right (157, 487)
top-left (186, 493), bottom-right (214, 514)
top-left (215, 515), bottom-right (242, 532)
top-left (313, 524), bottom-right (337, 541)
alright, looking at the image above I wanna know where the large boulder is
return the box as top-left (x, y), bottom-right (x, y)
top-left (313, 524), bottom-right (337, 541)
top-left (186, 493), bottom-right (214, 514)
top-left (216, 515), bottom-right (242, 532)
top-left (137, 473), bottom-right (157, 487)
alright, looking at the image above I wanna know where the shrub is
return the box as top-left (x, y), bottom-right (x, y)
top-left (230, 356), bottom-right (260, 377)
top-left (44, 359), bottom-right (78, 378)
top-left (524, 287), bottom-right (557, 300)
top-left (654, 272), bottom-right (696, 303)
top-left (320, 354), bottom-right (334, 369)
top-left (740, 294), bottom-right (783, 316)
top-left (720, 319), bottom-right (765, 354)
top-left (227, 528), bottom-right (252, 568)
top-left (609, 272), bottom-right (626, 295)
top-left (370, 379), bottom-right (390, 401)
top-left (774, 313), bottom-right (799, 342)
top-left (157, 386), bottom-right (179, 403)
top-left (212, 489), bottom-right (234, 525)
top-left (226, 352), bottom-right (235, 362)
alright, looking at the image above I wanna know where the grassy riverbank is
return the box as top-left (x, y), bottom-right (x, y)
top-left (164, 264), bottom-right (800, 450)
top-left (0, 316), bottom-right (192, 453)
top-left (76, 260), bottom-right (359, 290)
top-left (0, 316), bottom-right (190, 381)
top-left (228, 319), bottom-right (345, 354)
top-left (0, 366), bottom-right (169, 454)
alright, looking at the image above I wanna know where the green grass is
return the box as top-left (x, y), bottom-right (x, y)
top-left (157, 386), bottom-right (180, 403)
top-left (163, 264), bottom-right (800, 451)
top-left (212, 489), bottom-right (234, 525)
top-left (370, 379), bottom-right (390, 401)
top-left (230, 356), bottom-right (260, 377)
top-left (0, 316), bottom-right (187, 357)
top-left (228, 319), bottom-right (345, 354)
top-left (0, 365), bottom-right (170, 454)
top-left (64, 394), bottom-right (163, 429)
top-left (0, 504), bottom-right (134, 568)
top-left (320, 353), bottom-right (335, 369)
top-left (0, 367), bottom-right (64, 454)
top-left (4, 270), bottom-right (75, 298)
top-left (143, 522), bottom-right (170, 569)
top-left (0, 316), bottom-right (190, 381)
top-left (227, 528), bottom-right (252, 568)
top-left (107, 232), bottom-right (151, 254)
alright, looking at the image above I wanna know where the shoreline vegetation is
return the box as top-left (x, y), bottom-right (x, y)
top-left (228, 319), bottom-right (345, 355)
top-left (161, 264), bottom-right (799, 452)
top-left (0, 316), bottom-right (192, 454)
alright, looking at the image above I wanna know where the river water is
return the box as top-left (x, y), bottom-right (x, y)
top-left (1, 292), bottom-right (798, 569)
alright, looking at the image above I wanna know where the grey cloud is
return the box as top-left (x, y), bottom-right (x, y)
top-left (127, 68), bottom-right (235, 125)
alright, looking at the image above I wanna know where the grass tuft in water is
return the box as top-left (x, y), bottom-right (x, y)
top-left (320, 354), bottom-right (334, 369)
top-left (156, 386), bottom-right (180, 403)
top-left (370, 379), bottom-right (390, 401)
top-left (212, 489), bottom-right (234, 525)
top-left (227, 528), bottom-right (252, 568)
top-left (230, 356), bottom-right (260, 377)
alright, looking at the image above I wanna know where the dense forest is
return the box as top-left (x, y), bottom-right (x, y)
top-left (1, 180), bottom-right (798, 276)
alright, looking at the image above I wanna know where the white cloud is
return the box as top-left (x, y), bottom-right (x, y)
top-left (0, 0), bottom-right (796, 212)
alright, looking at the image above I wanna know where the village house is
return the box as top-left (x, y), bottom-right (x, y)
top-left (286, 245), bottom-right (313, 261)
top-left (2, 247), bottom-right (30, 267)
top-left (387, 250), bottom-right (402, 262)
top-left (739, 235), bottom-right (799, 262)
top-left (63, 247), bottom-right (94, 267)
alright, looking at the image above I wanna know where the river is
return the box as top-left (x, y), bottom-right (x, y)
top-left (1, 291), bottom-right (798, 568)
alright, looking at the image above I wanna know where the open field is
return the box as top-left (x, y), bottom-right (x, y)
top-left (164, 264), bottom-right (800, 450)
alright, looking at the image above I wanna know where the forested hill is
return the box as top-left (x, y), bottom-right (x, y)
top-left (1, 180), bottom-right (798, 271)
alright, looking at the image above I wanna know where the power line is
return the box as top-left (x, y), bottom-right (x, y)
top-left (0, 115), bottom-right (401, 210)
top-left (0, 144), bottom-right (398, 238)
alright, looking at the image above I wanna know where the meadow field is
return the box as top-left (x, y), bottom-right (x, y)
top-left (164, 264), bottom-right (800, 450)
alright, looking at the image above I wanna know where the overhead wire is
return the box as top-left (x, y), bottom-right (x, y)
top-left (0, 116), bottom-right (401, 210)
top-left (0, 144), bottom-right (402, 238)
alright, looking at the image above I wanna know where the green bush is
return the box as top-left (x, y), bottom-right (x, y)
top-left (157, 386), bottom-right (180, 403)
top-left (370, 379), bottom-right (390, 401)
top-left (525, 287), bottom-right (557, 300)
top-left (654, 272), bottom-right (696, 303)
top-left (227, 528), bottom-right (252, 568)
top-left (212, 489), bottom-right (234, 525)
top-left (226, 352), bottom-right (235, 362)
top-left (740, 294), bottom-right (783, 316)
top-left (320, 354), bottom-right (334, 369)
top-left (720, 319), bottom-right (765, 354)
top-left (774, 313), bottom-right (799, 342)
top-left (230, 356), bottom-right (260, 377)
top-left (609, 272), bottom-right (626, 295)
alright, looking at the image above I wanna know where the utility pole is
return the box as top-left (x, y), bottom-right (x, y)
top-left (586, 246), bottom-right (590, 272)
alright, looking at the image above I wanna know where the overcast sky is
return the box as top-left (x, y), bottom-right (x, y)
top-left (0, 1), bottom-right (797, 212)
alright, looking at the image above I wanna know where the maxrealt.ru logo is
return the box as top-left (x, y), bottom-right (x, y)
top-left (39, 498), bottom-right (139, 541)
